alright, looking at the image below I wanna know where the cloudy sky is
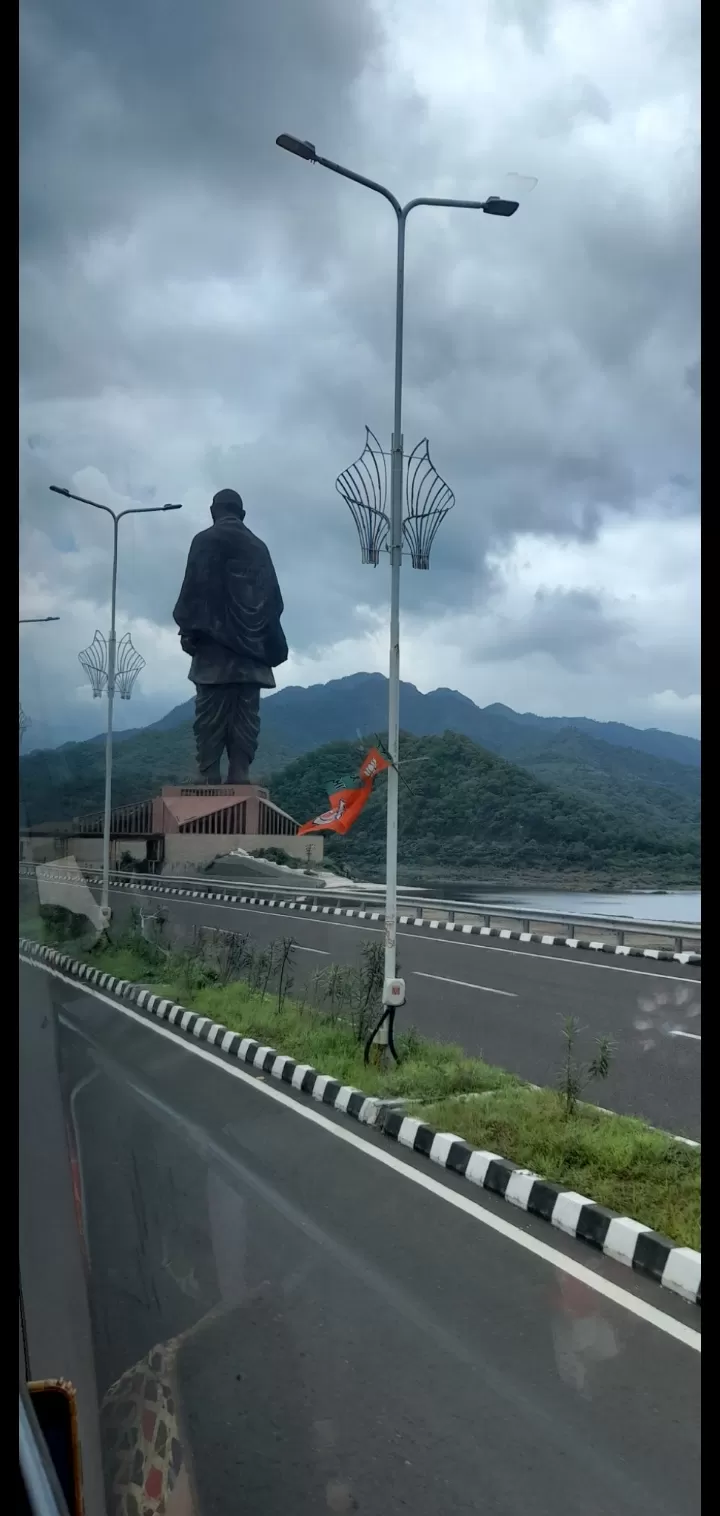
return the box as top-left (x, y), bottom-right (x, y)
top-left (20, 0), bottom-right (700, 750)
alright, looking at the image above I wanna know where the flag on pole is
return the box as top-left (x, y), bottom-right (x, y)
top-left (297, 747), bottom-right (391, 836)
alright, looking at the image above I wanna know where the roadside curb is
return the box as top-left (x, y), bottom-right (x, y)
top-left (21, 867), bottom-right (701, 966)
top-left (20, 936), bottom-right (701, 1308)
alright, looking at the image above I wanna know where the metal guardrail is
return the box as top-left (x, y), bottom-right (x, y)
top-left (21, 862), bottom-right (701, 950)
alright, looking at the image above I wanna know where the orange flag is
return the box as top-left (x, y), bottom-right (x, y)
top-left (298, 779), bottom-right (373, 836)
top-left (297, 748), bottom-right (391, 836)
top-left (358, 746), bottom-right (391, 783)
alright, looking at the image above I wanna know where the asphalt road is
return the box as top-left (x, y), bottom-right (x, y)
top-left (20, 961), bottom-right (700, 1516)
top-left (51, 874), bottom-right (702, 1140)
top-left (19, 964), bottom-right (109, 1515)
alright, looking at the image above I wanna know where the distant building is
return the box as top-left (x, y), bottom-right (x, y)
top-left (20, 783), bottom-right (322, 871)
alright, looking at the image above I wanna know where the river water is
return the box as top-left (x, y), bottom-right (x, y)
top-left (405, 886), bottom-right (701, 923)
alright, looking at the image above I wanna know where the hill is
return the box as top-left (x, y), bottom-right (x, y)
top-left (478, 700), bottom-right (700, 767)
top-left (19, 723), bottom-right (298, 827)
top-left (19, 675), bottom-right (699, 876)
top-left (508, 726), bottom-right (699, 838)
top-left (30, 672), bottom-right (700, 769)
top-left (268, 734), bottom-right (700, 884)
top-left (127, 673), bottom-right (699, 769)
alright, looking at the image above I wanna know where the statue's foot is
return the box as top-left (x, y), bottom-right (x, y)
top-left (227, 764), bottom-right (250, 785)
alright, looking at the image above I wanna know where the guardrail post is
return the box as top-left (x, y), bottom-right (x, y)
top-left (675, 935), bottom-right (684, 952)
top-left (522, 919), bottom-right (530, 933)
top-left (483, 914), bottom-right (491, 928)
top-left (448, 909), bottom-right (455, 923)
top-left (564, 923), bottom-right (574, 938)
top-left (617, 930), bottom-right (625, 945)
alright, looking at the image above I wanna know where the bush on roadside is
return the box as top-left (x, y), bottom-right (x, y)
top-left (39, 903), bottom-right (86, 943)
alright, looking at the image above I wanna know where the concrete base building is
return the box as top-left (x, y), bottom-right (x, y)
top-left (21, 783), bottom-right (323, 872)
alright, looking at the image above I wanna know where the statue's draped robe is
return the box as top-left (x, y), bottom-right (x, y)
top-left (173, 517), bottom-right (288, 780)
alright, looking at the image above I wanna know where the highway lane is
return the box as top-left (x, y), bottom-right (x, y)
top-left (22, 961), bottom-right (700, 1516)
top-left (69, 876), bottom-right (702, 1140)
top-left (22, 871), bottom-right (702, 1136)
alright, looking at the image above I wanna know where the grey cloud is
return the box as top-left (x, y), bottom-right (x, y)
top-left (20, 0), bottom-right (699, 739)
top-left (21, 0), bottom-right (380, 266)
top-left (478, 587), bottom-right (631, 671)
top-left (533, 77), bottom-right (612, 137)
top-left (488, 0), bottom-right (556, 51)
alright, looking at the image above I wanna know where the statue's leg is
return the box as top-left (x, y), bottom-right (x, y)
top-left (193, 685), bottom-right (228, 784)
top-left (226, 684), bottom-right (261, 785)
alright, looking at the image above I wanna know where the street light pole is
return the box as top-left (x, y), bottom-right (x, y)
top-left (276, 135), bottom-right (529, 1040)
top-left (385, 210), bottom-right (406, 1018)
top-left (103, 511), bottom-right (120, 924)
top-left (49, 486), bottom-right (182, 922)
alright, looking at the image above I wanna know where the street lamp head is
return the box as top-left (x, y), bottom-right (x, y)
top-left (49, 485), bottom-right (70, 497)
top-left (163, 503), bottom-right (183, 510)
top-left (276, 133), bottom-right (316, 162)
top-left (483, 196), bottom-right (520, 217)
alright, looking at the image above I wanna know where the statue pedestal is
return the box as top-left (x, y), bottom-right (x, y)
top-left (154, 784), bottom-right (294, 841)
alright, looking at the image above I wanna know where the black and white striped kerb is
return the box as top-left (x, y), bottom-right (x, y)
top-left (20, 867), bottom-right (701, 966)
top-left (19, 936), bottom-right (701, 1307)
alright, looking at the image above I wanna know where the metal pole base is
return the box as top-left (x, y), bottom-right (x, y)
top-left (363, 1006), bottom-right (400, 1066)
top-left (99, 904), bottom-right (112, 927)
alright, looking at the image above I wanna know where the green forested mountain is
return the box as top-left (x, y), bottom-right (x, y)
top-left (509, 726), bottom-right (699, 837)
top-left (19, 723), bottom-right (297, 826)
top-left (258, 674), bottom-right (700, 769)
top-left (269, 734), bottom-right (699, 883)
top-left (19, 673), bottom-right (699, 885)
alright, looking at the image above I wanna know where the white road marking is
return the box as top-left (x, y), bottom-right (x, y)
top-left (22, 953), bottom-right (701, 1353)
top-left (295, 945), bottom-right (328, 955)
top-left (414, 971), bottom-right (516, 998)
top-left (91, 882), bottom-right (700, 985)
top-left (670, 1030), bottom-right (702, 1041)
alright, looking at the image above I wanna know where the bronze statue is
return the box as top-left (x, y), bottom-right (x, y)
top-left (173, 489), bottom-right (288, 784)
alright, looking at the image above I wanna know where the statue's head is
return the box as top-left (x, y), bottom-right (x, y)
top-left (211, 488), bottom-right (245, 523)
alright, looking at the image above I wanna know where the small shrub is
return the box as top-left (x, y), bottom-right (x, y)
top-left (108, 905), bottom-right (165, 967)
top-left (276, 937), bottom-right (296, 1013)
top-left (209, 928), bottom-right (251, 986)
top-left (558, 1015), bottom-right (614, 1118)
top-left (39, 904), bottom-right (86, 943)
top-left (168, 934), bottom-right (214, 1000)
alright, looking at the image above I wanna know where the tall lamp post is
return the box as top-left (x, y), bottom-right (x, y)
top-left (276, 133), bottom-right (534, 1046)
top-left (49, 486), bottom-right (182, 923)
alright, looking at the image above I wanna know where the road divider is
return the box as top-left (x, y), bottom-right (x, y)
top-left (19, 866), bottom-right (702, 966)
top-left (19, 933), bottom-right (701, 1307)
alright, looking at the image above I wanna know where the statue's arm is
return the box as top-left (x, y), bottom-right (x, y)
top-left (173, 537), bottom-right (204, 638)
top-left (265, 548), bottom-right (285, 617)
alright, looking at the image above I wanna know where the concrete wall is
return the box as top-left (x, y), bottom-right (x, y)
top-left (21, 833), bottom-right (323, 870)
top-left (21, 837), bottom-right (145, 866)
top-left (20, 840), bottom-right (57, 864)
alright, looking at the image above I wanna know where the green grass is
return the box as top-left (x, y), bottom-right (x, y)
top-left (189, 979), bottom-right (517, 1102)
top-left (20, 917), bottom-right (700, 1250)
top-left (418, 1088), bottom-right (700, 1250)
